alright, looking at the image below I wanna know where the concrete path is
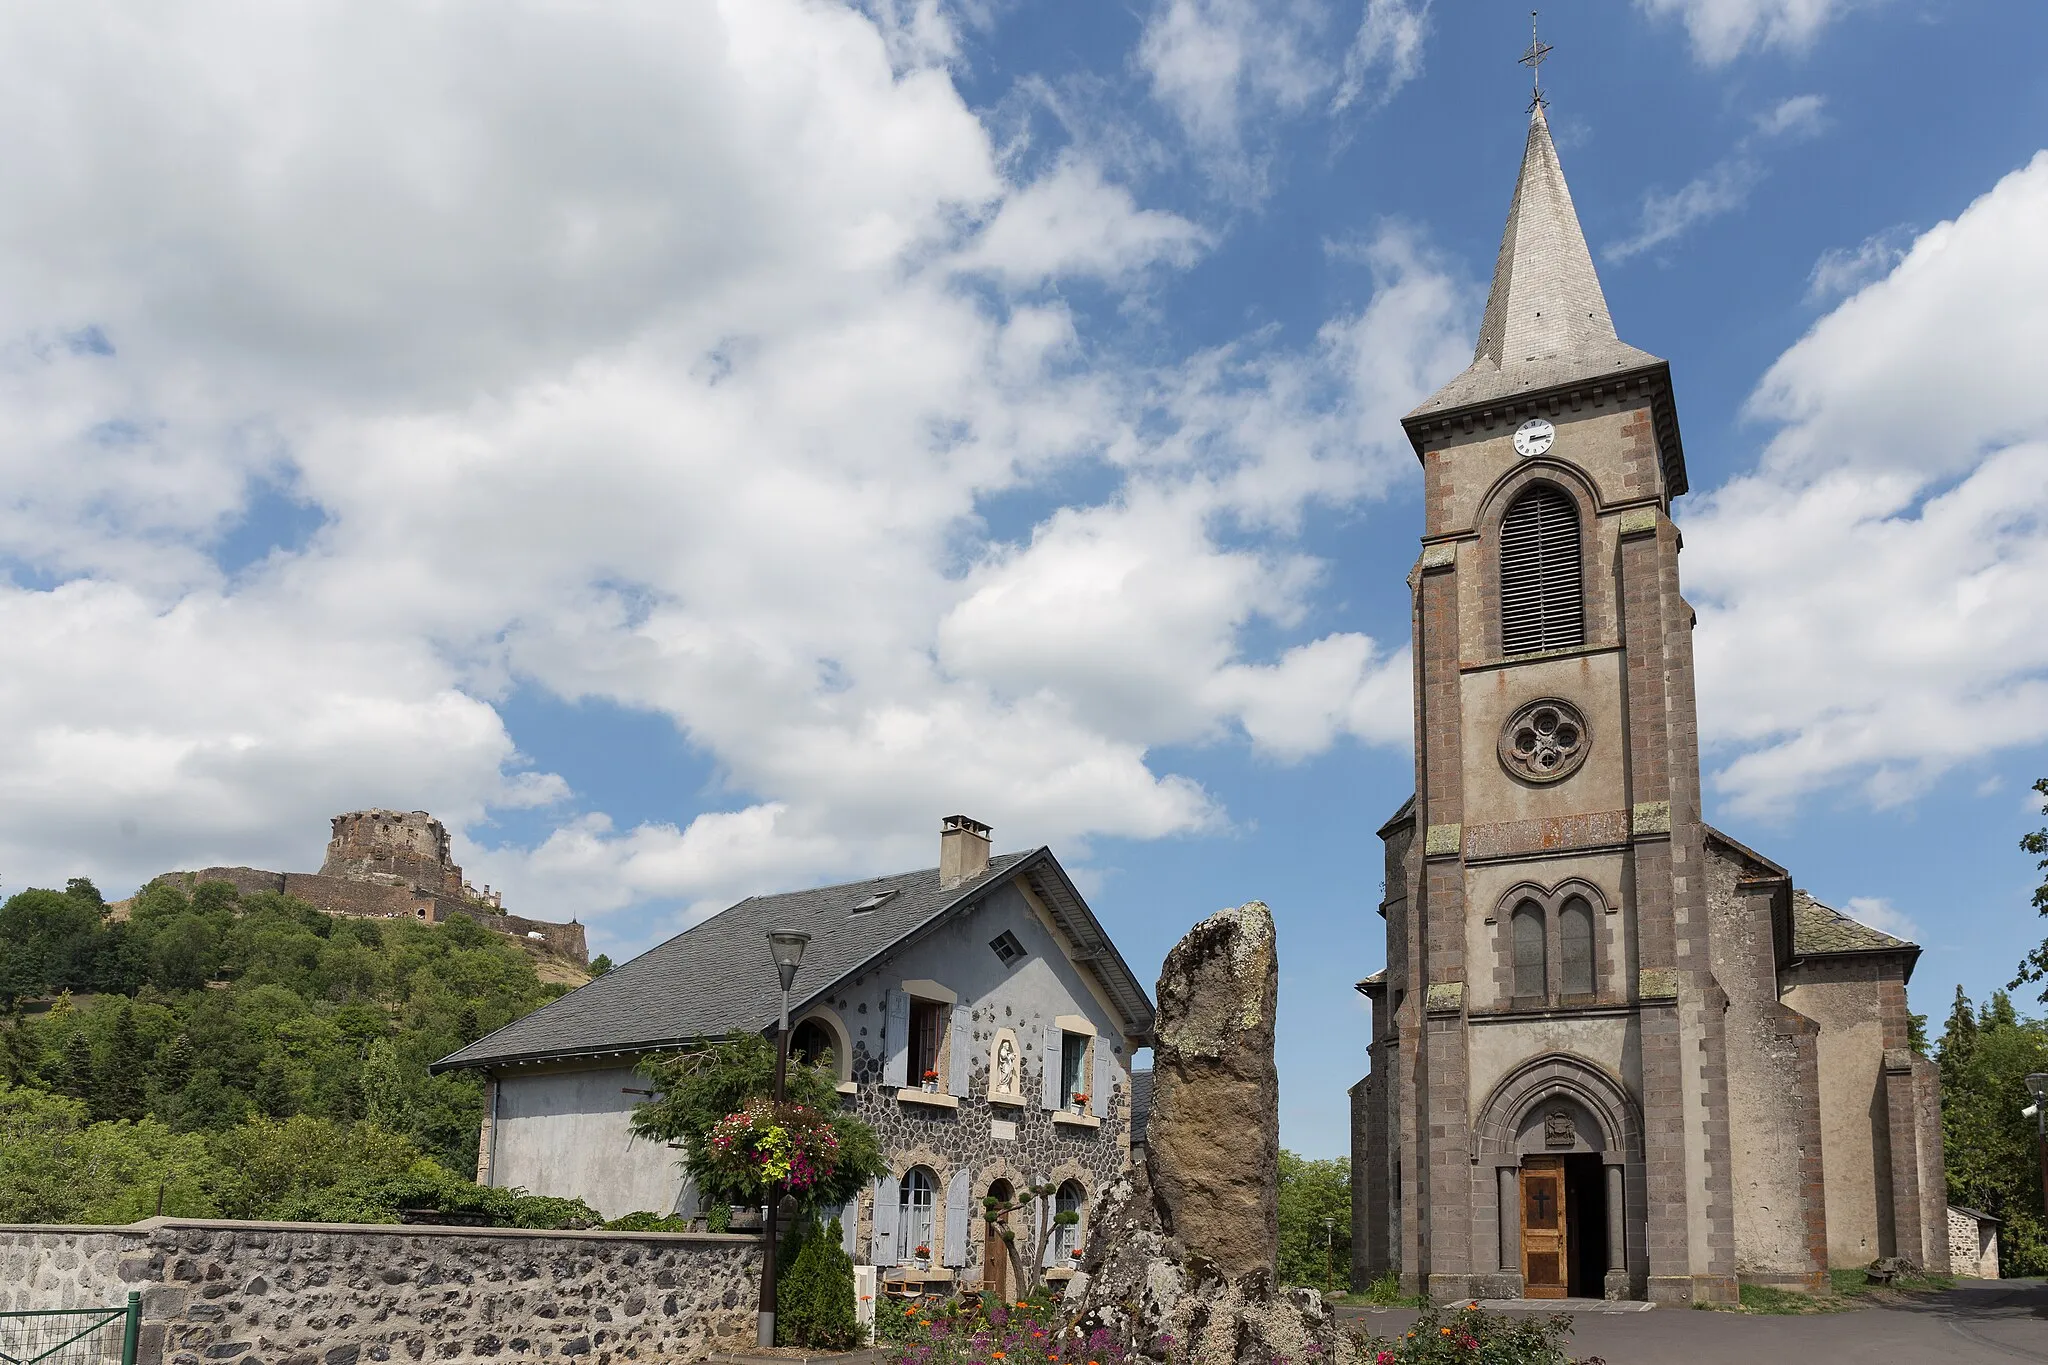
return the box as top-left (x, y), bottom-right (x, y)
top-left (1335, 1279), bottom-right (2048, 1364)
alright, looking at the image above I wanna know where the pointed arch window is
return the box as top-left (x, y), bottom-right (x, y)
top-left (1559, 896), bottom-right (1595, 996)
top-left (1511, 901), bottom-right (1547, 1000)
top-left (1499, 486), bottom-right (1583, 654)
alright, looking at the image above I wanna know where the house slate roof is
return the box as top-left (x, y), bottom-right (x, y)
top-left (1408, 103), bottom-right (1665, 424)
top-left (432, 847), bottom-right (1155, 1073)
top-left (1791, 889), bottom-right (1916, 956)
top-left (1128, 1068), bottom-right (1153, 1147)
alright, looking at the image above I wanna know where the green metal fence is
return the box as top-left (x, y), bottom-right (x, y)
top-left (0, 1293), bottom-right (140, 1365)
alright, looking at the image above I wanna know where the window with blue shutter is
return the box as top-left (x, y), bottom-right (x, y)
top-left (883, 989), bottom-right (910, 1089)
top-left (1040, 1029), bottom-right (1062, 1110)
top-left (872, 1175), bottom-right (900, 1266)
top-left (943, 1169), bottom-right (971, 1266)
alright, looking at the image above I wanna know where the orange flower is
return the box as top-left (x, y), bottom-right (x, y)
top-left (1440, 1327), bottom-right (1453, 1336)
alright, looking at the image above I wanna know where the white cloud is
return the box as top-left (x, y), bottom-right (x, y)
top-left (1754, 93), bottom-right (1828, 139)
top-left (1606, 94), bottom-right (1824, 262)
top-left (0, 0), bottom-right (1464, 936)
top-left (1606, 158), bottom-right (1763, 262)
top-left (1636, 0), bottom-right (1863, 65)
top-left (1806, 225), bottom-right (1914, 302)
top-left (1689, 152), bottom-right (2048, 815)
top-left (1843, 896), bottom-right (1920, 944)
top-left (1136, 0), bottom-right (1427, 198)
top-left (1332, 0), bottom-right (1431, 115)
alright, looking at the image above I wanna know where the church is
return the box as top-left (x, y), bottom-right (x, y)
top-left (1349, 99), bottom-right (1948, 1304)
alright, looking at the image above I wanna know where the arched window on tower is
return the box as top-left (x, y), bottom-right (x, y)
top-left (1499, 486), bottom-right (1584, 654)
top-left (1559, 896), bottom-right (1595, 996)
top-left (1512, 901), bottom-right (1546, 1000)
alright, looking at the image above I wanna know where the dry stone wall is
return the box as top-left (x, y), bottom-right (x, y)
top-left (0, 1219), bottom-right (758, 1365)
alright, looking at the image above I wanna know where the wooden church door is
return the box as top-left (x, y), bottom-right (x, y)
top-left (1519, 1158), bottom-right (1567, 1299)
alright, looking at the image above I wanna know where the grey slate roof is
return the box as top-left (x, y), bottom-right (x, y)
top-left (433, 848), bottom-right (1154, 1072)
top-left (1791, 890), bottom-right (1916, 957)
top-left (1128, 1068), bottom-right (1153, 1147)
top-left (1409, 104), bottom-right (1663, 420)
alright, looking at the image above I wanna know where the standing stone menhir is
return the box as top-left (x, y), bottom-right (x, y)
top-left (1068, 901), bottom-right (1352, 1365)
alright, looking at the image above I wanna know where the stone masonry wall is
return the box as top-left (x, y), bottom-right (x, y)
top-left (0, 1218), bottom-right (759, 1365)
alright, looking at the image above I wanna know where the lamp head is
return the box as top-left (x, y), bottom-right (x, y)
top-left (767, 929), bottom-right (811, 993)
top-left (2027, 1072), bottom-right (2048, 1103)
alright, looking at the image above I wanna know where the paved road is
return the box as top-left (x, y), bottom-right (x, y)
top-left (1335, 1280), bottom-right (2048, 1364)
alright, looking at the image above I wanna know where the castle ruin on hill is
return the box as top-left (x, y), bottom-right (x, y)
top-left (156, 809), bottom-right (588, 965)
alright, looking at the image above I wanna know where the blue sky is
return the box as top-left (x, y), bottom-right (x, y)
top-left (2, 0), bottom-right (2046, 1159)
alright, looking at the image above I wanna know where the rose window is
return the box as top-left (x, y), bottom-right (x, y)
top-left (1499, 698), bottom-right (1589, 783)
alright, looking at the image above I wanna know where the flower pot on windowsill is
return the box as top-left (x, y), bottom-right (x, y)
top-left (923, 1080), bottom-right (937, 1093)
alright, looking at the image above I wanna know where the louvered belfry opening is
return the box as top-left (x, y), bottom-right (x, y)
top-left (1499, 485), bottom-right (1584, 654)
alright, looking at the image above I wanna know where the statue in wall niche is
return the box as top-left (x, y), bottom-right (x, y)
top-left (996, 1036), bottom-right (1019, 1096)
top-left (1544, 1110), bottom-right (1576, 1149)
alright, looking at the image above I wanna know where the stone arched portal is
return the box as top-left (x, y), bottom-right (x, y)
top-left (1470, 1053), bottom-right (1646, 1300)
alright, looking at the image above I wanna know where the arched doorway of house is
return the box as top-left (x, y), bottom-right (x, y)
top-left (984, 1179), bottom-right (1015, 1300)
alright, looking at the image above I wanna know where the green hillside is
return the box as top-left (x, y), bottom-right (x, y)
top-left (0, 875), bottom-right (585, 1225)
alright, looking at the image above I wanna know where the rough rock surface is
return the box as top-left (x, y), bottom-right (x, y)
top-left (1147, 900), bottom-right (1280, 1281)
top-left (1068, 903), bottom-right (1354, 1365)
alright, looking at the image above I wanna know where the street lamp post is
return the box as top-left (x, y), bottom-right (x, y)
top-left (758, 929), bottom-right (811, 1349)
top-left (2026, 1073), bottom-right (2048, 1222)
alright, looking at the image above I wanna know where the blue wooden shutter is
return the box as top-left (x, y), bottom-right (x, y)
top-left (883, 989), bottom-right (910, 1089)
top-left (1092, 1047), bottom-right (1110, 1118)
top-left (949, 1008), bottom-right (972, 1096)
top-left (840, 1196), bottom-right (859, 1259)
top-left (872, 1175), bottom-right (900, 1266)
top-left (1040, 1028), bottom-right (1061, 1110)
top-left (943, 1169), bottom-right (971, 1267)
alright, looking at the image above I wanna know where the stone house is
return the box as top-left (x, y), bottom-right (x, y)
top-left (434, 816), bottom-right (1154, 1297)
top-left (1351, 102), bottom-right (1946, 1304)
top-left (1948, 1206), bottom-right (2001, 1279)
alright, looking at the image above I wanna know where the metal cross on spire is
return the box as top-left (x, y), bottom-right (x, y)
top-left (1520, 11), bottom-right (1553, 111)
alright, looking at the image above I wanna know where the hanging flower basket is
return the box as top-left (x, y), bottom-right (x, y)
top-left (701, 1099), bottom-right (844, 1196)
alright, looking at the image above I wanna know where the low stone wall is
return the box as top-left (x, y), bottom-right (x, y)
top-left (0, 1218), bottom-right (760, 1364)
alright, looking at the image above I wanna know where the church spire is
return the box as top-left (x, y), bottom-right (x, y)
top-left (1407, 100), bottom-right (1663, 421)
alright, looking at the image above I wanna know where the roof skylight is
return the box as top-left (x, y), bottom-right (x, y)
top-left (850, 889), bottom-right (899, 914)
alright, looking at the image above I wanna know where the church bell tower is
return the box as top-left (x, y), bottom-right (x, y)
top-left (1355, 96), bottom-right (1741, 1305)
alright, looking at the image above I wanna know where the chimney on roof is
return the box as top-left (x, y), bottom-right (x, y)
top-left (939, 815), bottom-right (992, 889)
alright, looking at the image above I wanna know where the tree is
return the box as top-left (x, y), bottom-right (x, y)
top-left (629, 1034), bottom-right (885, 1215)
top-left (979, 1182), bottom-right (1069, 1291)
top-left (1278, 1150), bottom-right (1351, 1291)
top-left (775, 1214), bottom-right (860, 1348)
top-left (90, 1002), bottom-right (147, 1123)
top-left (2017, 776), bottom-right (2048, 1000)
top-left (59, 1032), bottom-right (95, 1101)
top-left (588, 954), bottom-right (614, 976)
top-left (1937, 989), bottom-right (2048, 1275)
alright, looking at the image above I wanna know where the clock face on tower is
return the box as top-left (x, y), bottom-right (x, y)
top-left (1513, 417), bottom-right (1555, 458)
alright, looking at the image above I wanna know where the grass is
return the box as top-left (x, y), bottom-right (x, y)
top-left (1357, 1271), bottom-right (1428, 1308)
top-left (1696, 1268), bottom-right (1959, 1314)
top-left (1828, 1265), bottom-right (1956, 1297)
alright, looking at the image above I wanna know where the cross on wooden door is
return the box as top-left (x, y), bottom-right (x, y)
top-left (1520, 1157), bottom-right (1567, 1299)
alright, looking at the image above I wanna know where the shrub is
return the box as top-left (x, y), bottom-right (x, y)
top-left (776, 1214), bottom-right (860, 1349)
top-left (1354, 1299), bottom-right (1582, 1365)
top-left (880, 1289), bottom-right (1136, 1365)
top-left (605, 1210), bottom-right (696, 1232)
top-left (265, 1159), bottom-right (600, 1229)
